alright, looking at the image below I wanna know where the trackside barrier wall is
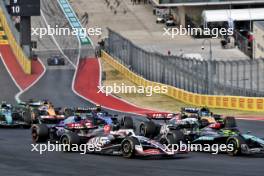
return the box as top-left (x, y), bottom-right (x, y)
top-left (101, 51), bottom-right (264, 112)
top-left (0, 8), bottom-right (31, 74)
top-left (0, 0), bottom-right (20, 43)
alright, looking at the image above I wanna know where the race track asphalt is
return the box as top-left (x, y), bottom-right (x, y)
top-left (0, 121), bottom-right (263, 176)
top-left (0, 57), bottom-right (19, 104)
top-left (0, 65), bottom-right (263, 176)
top-left (0, 0), bottom-right (263, 175)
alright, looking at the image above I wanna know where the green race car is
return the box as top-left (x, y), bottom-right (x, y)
top-left (0, 102), bottom-right (31, 128)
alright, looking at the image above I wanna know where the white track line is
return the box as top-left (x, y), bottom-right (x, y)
top-left (0, 52), bottom-right (46, 103)
top-left (40, 9), bottom-right (77, 69)
top-left (52, 0), bottom-right (155, 116)
top-left (15, 59), bottom-right (46, 103)
top-left (0, 52), bottom-right (22, 92)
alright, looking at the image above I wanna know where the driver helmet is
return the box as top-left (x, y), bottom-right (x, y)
top-left (74, 115), bottom-right (82, 122)
top-left (1, 102), bottom-right (7, 108)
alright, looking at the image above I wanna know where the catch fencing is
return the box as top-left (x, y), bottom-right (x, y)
top-left (101, 51), bottom-right (264, 112)
top-left (106, 28), bottom-right (264, 97)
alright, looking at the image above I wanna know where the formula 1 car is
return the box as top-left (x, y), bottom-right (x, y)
top-left (86, 127), bottom-right (186, 158)
top-left (47, 55), bottom-right (65, 66)
top-left (19, 100), bottom-right (69, 124)
top-left (190, 121), bottom-right (264, 156)
top-left (141, 115), bottom-right (264, 156)
top-left (31, 109), bottom-right (123, 143)
top-left (0, 102), bottom-right (31, 128)
top-left (32, 115), bottom-right (187, 158)
top-left (181, 107), bottom-right (224, 127)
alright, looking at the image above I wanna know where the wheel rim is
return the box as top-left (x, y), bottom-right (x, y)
top-left (32, 128), bottom-right (38, 142)
top-left (123, 141), bottom-right (131, 154)
top-left (228, 139), bottom-right (238, 155)
top-left (62, 137), bottom-right (70, 145)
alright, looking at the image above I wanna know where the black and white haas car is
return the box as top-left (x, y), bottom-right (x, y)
top-left (85, 117), bottom-right (188, 158)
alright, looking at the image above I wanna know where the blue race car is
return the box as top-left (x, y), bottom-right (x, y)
top-left (31, 109), bottom-right (120, 143)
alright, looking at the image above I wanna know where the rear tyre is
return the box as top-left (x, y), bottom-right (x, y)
top-left (224, 116), bottom-right (237, 128)
top-left (31, 124), bottom-right (49, 143)
top-left (60, 132), bottom-right (81, 152)
top-left (139, 121), bottom-right (159, 138)
top-left (226, 136), bottom-right (246, 156)
top-left (22, 110), bottom-right (32, 126)
top-left (121, 137), bottom-right (138, 158)
top-left (31, 109), bottom-right (40, 122)
top-left (160, 130), bottom-right (185, 145)
top-left (122, 116), bottom-right (134, 129)
top-left (200, 119), bottom-right (209, 128)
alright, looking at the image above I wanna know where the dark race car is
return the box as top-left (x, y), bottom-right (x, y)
top-left (31, 109), bottom-right (122, 143)
top-left (190, 121), bottom-right (264, 156)
top-left (47, 55), bottom-right (65, 66)
top-left (140, 115), bottom-right (264, 156)
top-left (31, 116), bottom-right (187, 158)
top-left (86, 127), bottom-right (187, 158)
top-left (0, 102), bottom-right (31, 128)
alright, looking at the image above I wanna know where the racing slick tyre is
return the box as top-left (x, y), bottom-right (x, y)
top-left (64, 108), bottom-right (74, 117)
top-left (31, 124), bottom-right (49, 143)
top-left (30, 109), bottom-right (40, 123)
top-left (200, 119), bottom-right (209, 128)
top-left (224, 116), bottom-right (237, 129)
top-left (139, 121), bottom-right (159, 138)
top-left (121, 137), bottom-right (139, 158)
top-left (160, 130), bottom-right (185, 145)
top-left (0, 115), bottom-right (5, 121)
top-left (60, 132), bottom-right (81, 152)
top-left (122, 116), bottom-right (134, 129)
top-left (11, 112), bottom-right (20, 120)
top-left (226, 136), bottom-right (246, 156)
top-left (22, 110), bottom-right (32, 128)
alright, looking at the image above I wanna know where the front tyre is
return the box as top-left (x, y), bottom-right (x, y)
top-left (226, 136), bottom-right (246, 156)
top-left (121, 137), bottom-right (138, 158)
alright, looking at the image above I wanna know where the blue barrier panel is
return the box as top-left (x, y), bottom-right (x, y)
top-left (57, 0), bottom-right (92, 45)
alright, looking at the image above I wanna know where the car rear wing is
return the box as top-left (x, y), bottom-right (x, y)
top-left (72, 107), bottom-right (99, 113)
top-left (145, 113), bottom-right (179, 120)
top-left (181, 107), bottom-right (200, 113)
